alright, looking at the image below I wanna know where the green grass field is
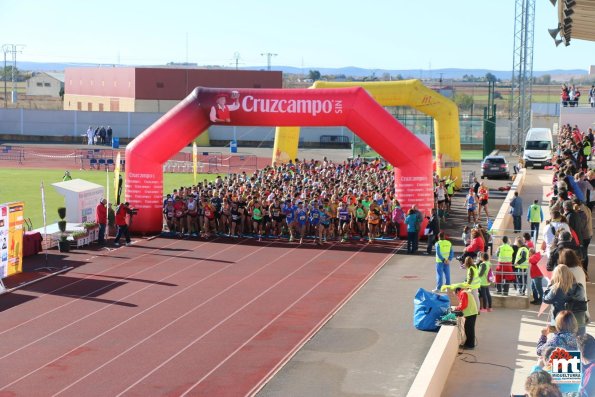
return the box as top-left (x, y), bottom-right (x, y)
top-left (0, 169), bottom-right (215, 229)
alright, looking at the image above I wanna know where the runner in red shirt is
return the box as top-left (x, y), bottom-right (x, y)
top-left (202, 199), bottom-right (216, 239)
top-left (173, 197), bottom-right (186, 236)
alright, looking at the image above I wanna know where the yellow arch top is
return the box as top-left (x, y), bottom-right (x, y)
top-left (272, 79), bottom-right (462, 187)
top-left (310, 80), bottom-right (462, 186)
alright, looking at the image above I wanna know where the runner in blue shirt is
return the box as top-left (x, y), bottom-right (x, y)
top-left (318, 204), bottom-right (330, 244)
top-left (464, 188), bottom-right (478, 224)
top-left (337, 202), bottom-right (351, 243)
top-left (284, 199), bottom-right (297, 242)
top-left (309, 205), bottom-right (321, 244)
top-left (295, 201), bottom-right (308, 244)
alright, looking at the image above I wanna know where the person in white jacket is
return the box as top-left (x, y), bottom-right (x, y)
top-left (86, 126), bottom-right (95, 145)
top-left (542, 210), bottom-right (571, 258)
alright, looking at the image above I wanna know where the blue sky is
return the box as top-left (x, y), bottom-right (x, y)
top-left (3, 0), bottom-right (593, 71)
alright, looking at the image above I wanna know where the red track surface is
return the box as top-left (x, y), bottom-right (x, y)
top-left (0, 236), bottom-right (402, 396)
top-left (0, 146), bottom-right (271, 171)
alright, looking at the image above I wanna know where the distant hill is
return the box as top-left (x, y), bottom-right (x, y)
top-left (15, 61), bottom-right (588, 80)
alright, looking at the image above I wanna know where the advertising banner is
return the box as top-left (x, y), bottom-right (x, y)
top-left (0, 202), bottom-right (24, 278)
top-left (114, 152), bottom-right (121, 203)
top-left (0, 204), bottom-right (9, 278)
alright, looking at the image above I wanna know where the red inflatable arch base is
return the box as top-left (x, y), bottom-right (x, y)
top-left (125, 87), bottom-right (433, 234)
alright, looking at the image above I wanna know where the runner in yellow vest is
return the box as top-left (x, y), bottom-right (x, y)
top-left (454, 287), bottom-right (478, 349)
top-left (527, 199), bottom-right (543, 240)
top-left (514, 236), bottom-right (530, 296)
top-left (433, 232), bottom-right (454, 293)
top-left (445, 177), bottom-right (457, 213)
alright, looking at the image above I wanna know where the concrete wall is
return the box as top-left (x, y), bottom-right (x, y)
top-left (531, 115), bottom-right (558, 130)
top-left (0, 108), bottom-right (161, 139)
top-left (559, 106), bottom-right (595, 132)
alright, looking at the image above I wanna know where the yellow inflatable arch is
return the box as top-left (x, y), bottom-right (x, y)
top-left (272, 79), bottom-right (462, 187)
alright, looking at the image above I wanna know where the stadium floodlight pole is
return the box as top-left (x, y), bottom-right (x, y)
top-left (260, 52), bottom-right (277, 71)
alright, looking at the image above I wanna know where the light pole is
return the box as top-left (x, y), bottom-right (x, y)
top-left (1, 44), bottom-right (24, 105)
top-left (260, 52), bottom-right (277, 71)
top-left (2, 45), bottom-right (8, 108)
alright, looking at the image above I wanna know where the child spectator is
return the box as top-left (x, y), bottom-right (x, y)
top-left (462, 225), bottom-right (471, 247)
top-left (528, 248), bottom-right (543, 305)
top-left (463, 256), bottom-right (481, 311)
top-left (523, 231), bottom-right (535, 249)
top-left (477, 252), bottom-right (493, 312)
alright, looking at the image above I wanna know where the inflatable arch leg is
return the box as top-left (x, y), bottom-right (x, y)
top-left (272, 126), bottom-right (300, 165)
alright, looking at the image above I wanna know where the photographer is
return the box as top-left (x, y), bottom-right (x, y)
top-left (114, 202), bottom-right (135, 246)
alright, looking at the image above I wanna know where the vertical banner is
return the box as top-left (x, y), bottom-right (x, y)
top-left (0, 205), bottom-right (9, 278)
top-left (7, 202), bottom-right (24, 277)
top-left (113, 152), bottom-right (121, 203)
top-left (192, 142), bottom-right (198, 184)
top-left (106, 168), bottom-right (110, 208)
top-left (41, 181), bottom-right (47, 242)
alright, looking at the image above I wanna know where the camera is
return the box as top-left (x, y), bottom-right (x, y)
top-left (129, 208), bottom-right (139, 215)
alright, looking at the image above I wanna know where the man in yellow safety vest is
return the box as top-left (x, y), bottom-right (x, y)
top-left (514, 236), bottom-right (530, 296)
top-left (433, 232), bottom-right (454, 293)
top-left (495, 235), bottom-right (515, 296)
top-left (527, 199), bottom-right (543, 240)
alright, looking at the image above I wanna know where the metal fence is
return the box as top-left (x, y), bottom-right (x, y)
top-left (485, 228), bottom-right (536, 299)
top-left (163, 152), bottom-right (256, 175)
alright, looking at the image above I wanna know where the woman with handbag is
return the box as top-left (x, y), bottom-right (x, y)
top-left (477, 252), bottom-right (493, 312)
top-left (543, 264), bottom-right (588, 334)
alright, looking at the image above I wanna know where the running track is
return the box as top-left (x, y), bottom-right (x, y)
top-left (0, 236), bottom-right (403, 396)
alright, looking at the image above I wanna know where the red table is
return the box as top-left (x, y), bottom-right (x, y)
top-left (23, 231), bottom-right (43, 257)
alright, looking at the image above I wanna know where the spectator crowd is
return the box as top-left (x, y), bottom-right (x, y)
top-left (516, 121), bottom-right (594, 396)
top-left (86, 125), bottom-right (113, 146)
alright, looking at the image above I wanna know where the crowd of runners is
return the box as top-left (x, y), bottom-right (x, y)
top-left (161, 157), bottom-right (430, 244)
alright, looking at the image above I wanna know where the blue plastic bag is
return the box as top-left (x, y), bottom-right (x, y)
top-left (413, 288), bottom-right (450, 331)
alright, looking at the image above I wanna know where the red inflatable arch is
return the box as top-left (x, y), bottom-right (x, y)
top-left (125, 87), bottom-right (433, 234)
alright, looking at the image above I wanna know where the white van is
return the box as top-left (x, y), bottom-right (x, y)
top-left (523, 128), bottom-right (553, 168)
